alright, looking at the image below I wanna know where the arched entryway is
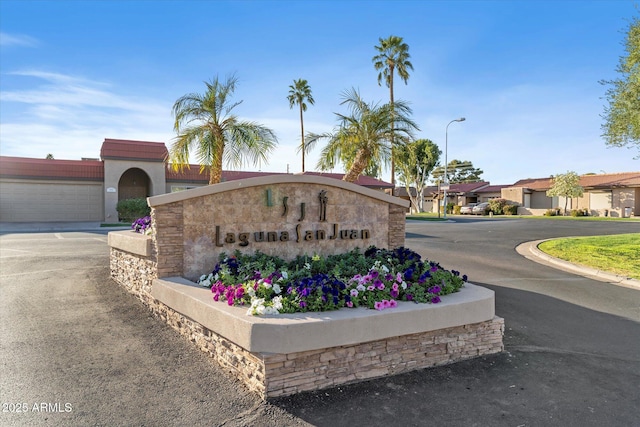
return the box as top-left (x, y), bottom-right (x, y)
top-left (118, 168), bottom-right (150, 201)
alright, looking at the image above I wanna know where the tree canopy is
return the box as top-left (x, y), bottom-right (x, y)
top-left (431, 159), bottom-right (484, 184)
top-left (287, 78), bottom-right (314, 172)
top-left (170, 74), bottom-right (278, 184)
top-left (306, 88), bottom-right (418, 183)
top-left (396, 138), bottom-right (441, 212)
top-left (601, 13), bottom-right (640, 156)
top-left (546, 171), bottom-right (584, 215)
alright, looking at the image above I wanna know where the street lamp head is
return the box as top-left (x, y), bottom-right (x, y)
top-left (457, 117), bottom-right (466, 122)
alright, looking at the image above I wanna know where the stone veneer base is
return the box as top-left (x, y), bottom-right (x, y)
top-left (143, 277), bottom-right (504, 399)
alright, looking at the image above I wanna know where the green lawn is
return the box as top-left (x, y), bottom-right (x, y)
top-left (538, 234), bottom-right (640, 280)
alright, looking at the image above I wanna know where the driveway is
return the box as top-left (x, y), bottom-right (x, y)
top-left (0, 219), bottom-right (638, 426)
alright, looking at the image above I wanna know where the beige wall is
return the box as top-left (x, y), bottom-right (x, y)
top-left (103, 159), bottom-right (166, 222)
top-left (148, 175), bottom-right (409, 281)
top-left (0, 179), bottom-right (103, 222)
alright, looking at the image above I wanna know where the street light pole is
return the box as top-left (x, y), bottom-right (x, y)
top-left (443, 117), bottom-right (466, 219)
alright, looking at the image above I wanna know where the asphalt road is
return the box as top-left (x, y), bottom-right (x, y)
top-left (0, 219), bottom-right (639, 426)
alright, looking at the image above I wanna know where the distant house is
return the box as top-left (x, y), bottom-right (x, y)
top-left (393, 182), bottom-right (511, 213)
top-left (501, 172), bottom-right (640, 217)
top-left (0, 138), bottom-right (392, 223)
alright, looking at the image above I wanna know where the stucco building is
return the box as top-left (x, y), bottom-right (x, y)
top-left (0, 139), bottom-right (392, 223)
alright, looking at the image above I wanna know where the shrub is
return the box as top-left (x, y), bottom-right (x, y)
top-left (503, 204), bottom-right (519, 215)
top-left (453, 205), bottom-right (462, 215)
top-left (446, 202), bottom-right (455, 214)
top-left (570, 209), bottom-right (589, 217)
top-left (544, 209), bottom-right (559, 216)
top-left (488, 198), bottom-right (508, 215)
top-left (116, 198), bottom-right (150, 223)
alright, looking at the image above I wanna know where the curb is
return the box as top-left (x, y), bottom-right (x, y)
top-left (516, 239), bottom-right (640, 291)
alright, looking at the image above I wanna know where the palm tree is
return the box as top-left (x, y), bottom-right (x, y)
top-left (372, 35), bottom-right (413, 186)
top-left (287, 79), bottom-right (315, 172)
top-left (170, 74), bottom-right (278, 185)
top-left (307, 88), bottom-right (418, 183)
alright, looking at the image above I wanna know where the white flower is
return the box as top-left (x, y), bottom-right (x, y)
top-left (357, 284), bottom-right (366, 292)
top-left (401, 281), bottom-right (407, 290)
top-left (263, 306), bottom-right (279, 315)
top-left (281, 270), bottom-right (289, 280)
top-left (200, 279), bottom-right (211, 288)
top-left (199, 274), bottom-right (207, 282)
top-left (272, 284), bottom-right (282, 295)
top-left (304, 262), bottom-right (311, 270)
top-left (272, 296), bottom-right (283, 310)
top-left (381, 264), bottom-right (390, 273)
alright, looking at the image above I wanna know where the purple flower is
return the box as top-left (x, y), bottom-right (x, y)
top-left (429, 286), bottom-right (441, 294)
top-left (299, 301), bottom-right (307, 308)
top-left (462, 274), bottom-right (468, 282)
top-left (406, 294), bottom-right (413, 301)
top-left (390, 289), bottom-right (399, 299)
top-left (431, 296), bottom-right (441, 304)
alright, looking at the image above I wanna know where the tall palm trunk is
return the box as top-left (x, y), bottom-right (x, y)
top-left (299, 104), bottom-right (305, 172)
top-left (388, 64), bottom-right (395, 186)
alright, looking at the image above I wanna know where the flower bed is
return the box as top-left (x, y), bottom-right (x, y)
top-left (197, 246), bottom-right (467, 316)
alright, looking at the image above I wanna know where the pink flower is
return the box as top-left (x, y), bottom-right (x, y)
top-left (396, 272), bottom-right (402, 282)
top-left (346, 301), bottom-right (353, 308)
top-left (367, 285), bottom-right (375, 291)
top-left (383, 299), bottom-right (392, 308)
top-left (350, 289), bottom-right (359, 297)
top-left (389, 300), bottom-right (398, 308)
top-left (374, 301), bottom-right (384, 310)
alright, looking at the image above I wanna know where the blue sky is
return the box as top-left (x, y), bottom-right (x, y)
top-left (1, 0), bottom-right (638, 185)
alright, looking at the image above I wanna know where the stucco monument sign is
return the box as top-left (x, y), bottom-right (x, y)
top-left (109, 175), bottom-right (503, 399)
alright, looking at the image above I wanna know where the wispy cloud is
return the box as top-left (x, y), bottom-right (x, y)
top-left (0, 70), bottom-right (175, 159)
top-left (0, 32), bottom-right (38, 47)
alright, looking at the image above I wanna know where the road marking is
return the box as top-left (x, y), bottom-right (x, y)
top-left (54, 233), bottom-right (64, 239)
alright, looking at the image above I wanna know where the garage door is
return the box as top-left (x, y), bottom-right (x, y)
top-left (0, 180), bottom-right (103, 222)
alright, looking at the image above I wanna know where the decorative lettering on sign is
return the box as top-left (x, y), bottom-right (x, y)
top-left (298, 203), bottom-right (306, 221)
top-left (212, 188), bottom-right (370, 248)
top-left (220, 224), bottom-right (370, 247)
top-left (319, 190), bottom-right (328, 222)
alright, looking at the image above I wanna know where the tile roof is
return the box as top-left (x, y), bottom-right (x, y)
top-left (100, 138), bottom-right (168, 161)
top-left (165, 165), bottom-right (287, 182)
top-left (511, 172), bottom-right (640, 190)
top-left (475, 184), bottom-right (510, 193)
top-left (0, 156), bottom-right (104, 181)
top-left (299, 171), bottom-right (393, 188)
top-left (579, 172), bottom-right (640, 188)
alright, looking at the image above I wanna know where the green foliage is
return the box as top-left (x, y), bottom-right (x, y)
top-left (116, 198), bottom-right (150, 223)
top-left (546, 171), bottom-right (584, 215)
top-left (601, 14), bottom-right (640, 156)
top-left (307, 88), bottom-right (419, 182)
top-left (503, 204), bottom-right (519, 215)
top-left (544, 208), bottom-right (560, 216)
top-left (396, 138), bottom-right (441, 212)
top-left (446, 202), bottom-right (455, 214)
top-left (432, 159), bottom-right (484, 184)
top-left (488, 198), bottom-right (508, 215)
top-left (453, 205), bottom-right (461, 215)
top-left (170, 74), bottom-right (278, 184)
top-left (570, 209), bottom-right (589, 217)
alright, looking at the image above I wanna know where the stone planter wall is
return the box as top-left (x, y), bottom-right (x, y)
top-left (108, 176), bottom-right (504, 400)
